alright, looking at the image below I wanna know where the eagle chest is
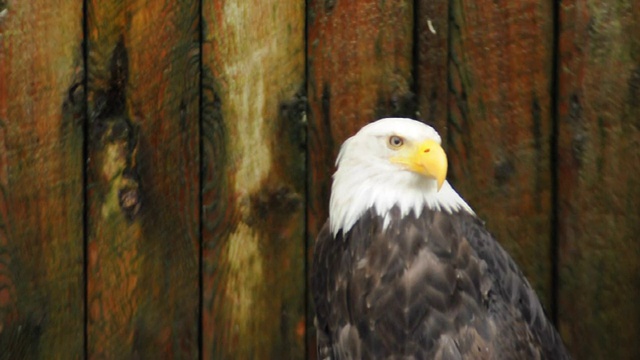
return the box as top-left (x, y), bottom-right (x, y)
top-left (320, 209), bottom-right (496, 359)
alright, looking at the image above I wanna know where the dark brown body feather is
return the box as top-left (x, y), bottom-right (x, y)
top-left (312, 207), bottom-right (570, 359)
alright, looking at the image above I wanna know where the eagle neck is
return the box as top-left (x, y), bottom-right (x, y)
top-left (329, 167), bottom-right (474, 237)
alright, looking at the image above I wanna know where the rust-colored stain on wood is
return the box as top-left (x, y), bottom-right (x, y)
top-left (201, 1), bottom-right (306, 358)
top-left (557, 0), bottom-right (640, 358)
top-left (446, 0), bottom-right (555, 308)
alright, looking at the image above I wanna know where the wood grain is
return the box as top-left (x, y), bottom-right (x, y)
top-left (557, 0), bottom-right (640, 358)
top-left (201, 1), bottom-right (306, 358)
top-left (86, 0), bottom-right (200, 357)
top-left (447, 0), bottom-right (555, 309)
top-left (416, 0), bottom-right (449, 134)
top-left (307, 0), bottom-right (414, 357)
top-left (0, 0), bottom-right (84, 357)
top-left (1, 2), bottom-right (638, 358)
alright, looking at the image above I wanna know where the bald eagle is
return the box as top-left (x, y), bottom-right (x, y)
top-left (312, 118), bottom-right (570, 359)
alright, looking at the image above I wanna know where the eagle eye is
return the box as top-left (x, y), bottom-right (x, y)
top-left (388, 135), bottom-right (404, 149)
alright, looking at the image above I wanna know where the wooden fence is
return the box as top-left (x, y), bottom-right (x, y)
top-left (1, 0), bottom-right (638, 359)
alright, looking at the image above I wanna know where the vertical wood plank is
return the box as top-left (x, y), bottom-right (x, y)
top-left (557, 0), bottom-right (640, 358)
top-left (0, 0), bottom-right (84, 357)
top-left (416, 0), bottom-right (449, 134)
top-left (306, 0), bottom-right (414, 357)
top-left (201, 1), bottom-right (306, 358)
top-left (86, 1), bottom-right (200, 357)
top-left (447, 0), bottom-right (555, 308)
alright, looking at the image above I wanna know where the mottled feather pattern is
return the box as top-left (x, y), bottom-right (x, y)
top-left (312, 207), bottom-right (570, 359)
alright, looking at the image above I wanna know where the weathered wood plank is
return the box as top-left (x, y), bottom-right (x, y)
top-left (86, 1), bottom-right (200, 357)
top-left (0, 0), bottom-right (84, 357)
top-left (447, 0), bottom-right (555, 309)
top-left (201, 1), bottom-right (306, 358)
top-left (557, 1), bottom-right (640, 358)
top-left (416, 0), bottom-right (449, 135)
top-left (307, 1), bottom-right (414, 357)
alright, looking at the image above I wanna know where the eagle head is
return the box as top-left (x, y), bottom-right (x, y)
top-left (329, 118), bottom-right (474, 236)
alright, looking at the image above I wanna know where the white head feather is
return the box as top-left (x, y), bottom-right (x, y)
top-left (330, 118), bottom-right (474, 236)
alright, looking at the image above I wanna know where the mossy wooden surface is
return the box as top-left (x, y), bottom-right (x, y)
top-left (201, 1), bottom-right (306, 358)
top-left (557, 0), bottom-right (640, 358)
top-left (446, 0), bottom-right (555, 309)
top-left (0, 1), bottom-right (84, 358)
top-left (86, 0), bottom-right (200, 357)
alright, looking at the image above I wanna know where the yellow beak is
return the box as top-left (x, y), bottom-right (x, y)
top-left (391, 139), bottom-right (447, 190)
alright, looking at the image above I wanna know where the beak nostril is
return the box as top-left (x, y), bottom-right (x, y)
top-left (424, 148), bottom-right (430, 153)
